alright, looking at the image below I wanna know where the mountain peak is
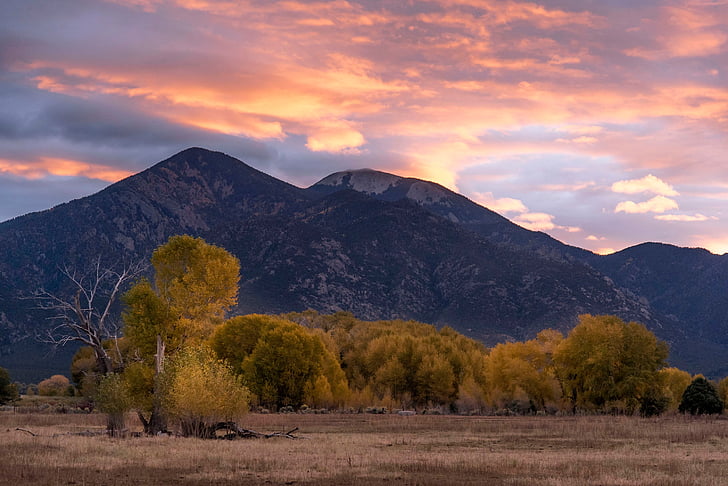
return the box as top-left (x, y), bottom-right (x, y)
top-left (155, 147), bottom-right (252, 172)
top-left (315, 169), bottom-right (404, 196)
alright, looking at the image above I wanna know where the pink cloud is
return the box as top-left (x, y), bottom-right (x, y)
top-left (654, 213), bottom-right (716, 222)
top-left (615, 196), bottom-right (679, 214)
top-left (4, 0), bottom-right (728, 252)
top-left (612, 175), bottom-right (679, 197)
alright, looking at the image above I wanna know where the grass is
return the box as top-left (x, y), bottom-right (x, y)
top-left (1, 412), bottom-right (728, 485)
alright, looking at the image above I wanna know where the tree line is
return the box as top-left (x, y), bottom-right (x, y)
top-left (8, 235), bottom-right (726, 436)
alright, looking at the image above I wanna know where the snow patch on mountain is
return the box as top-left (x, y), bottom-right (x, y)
top-left (405, 181), bottom-right (449, 205)
top-left (317, 169), bottom-right (402, 195)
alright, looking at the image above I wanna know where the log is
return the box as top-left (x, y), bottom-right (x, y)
top-left (209, 422), bottom-right (303, 440)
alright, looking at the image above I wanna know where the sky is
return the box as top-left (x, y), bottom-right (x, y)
top-left (1, 0), bottom-right (727, 255)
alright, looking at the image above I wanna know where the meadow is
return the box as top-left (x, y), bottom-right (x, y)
top-left (1, 412), bottom-right (728, 485)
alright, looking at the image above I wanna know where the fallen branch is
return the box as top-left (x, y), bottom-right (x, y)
top-left (211, 422), bottom-right (304, 440)
top-left (52, 430), bottom-right (108, 438)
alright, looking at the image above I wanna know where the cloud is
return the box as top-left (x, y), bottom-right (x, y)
top-left (0, 157), bottom-right (133, 182)
top-left (556, 136), bottom-right (598, 144)
top-left (471, 192), bottom-right (528, 214)
top-left (611, 174), bottom-right (678, 196)
top-left (614, 195), bottom-right (679, 214)
top-left (305, 121), bottom-right (366, 153)
top-left (1, 0), bottom-right (728, 254)
top-left (514, 212), bottom-right (581, 233)
top-left (654, 213), bottom-right (716, 222)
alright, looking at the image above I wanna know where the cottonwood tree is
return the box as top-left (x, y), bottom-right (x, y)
top-left (34, 257), bottom-right (146, 375)
top-left (485, 330), bottom-right (563, 413)
top-left (554, 314), bottom-right (668, 413)
top-left (658, 367), bottom-right (693, 411)
top-left (288, 315), bottom-right (488, 410)
top-left (211, 314), bottom-right (348, 410)
top-left (122, 235), bottom-right (240, 434)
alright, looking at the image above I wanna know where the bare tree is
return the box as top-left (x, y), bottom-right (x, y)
top-left (34, 257), bottom-right (147, 375)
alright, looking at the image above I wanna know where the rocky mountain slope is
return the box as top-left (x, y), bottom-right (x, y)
top-left (0, 148), bottom-right (721, 380)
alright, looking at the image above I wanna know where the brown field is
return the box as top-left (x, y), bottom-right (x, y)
top-left (1, 412), bottom-right (728, 485)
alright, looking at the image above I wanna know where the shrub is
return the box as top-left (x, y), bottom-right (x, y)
top-left (95, 373), bottom-right (131, 436)
top-left (639, 386), bottom-right (670, 417)
top-left (163, 347), bottom-right (249, 438)
top-left (38, 375), bottom-right (72, 396)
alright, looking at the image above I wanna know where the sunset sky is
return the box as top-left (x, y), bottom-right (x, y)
top-left (2, 0), bottom-right (727, 254)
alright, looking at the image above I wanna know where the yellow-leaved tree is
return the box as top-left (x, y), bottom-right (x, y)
top-left (122, 235), bottom-right (240, 434)
top-left (658, 367), bottom-right (693, 411)
top-left (211, 314), bottom-right (348, 410)
top-left (484, 329), bottom-right (563, 413)
top-left (553, 314), bottom-right (668, 414)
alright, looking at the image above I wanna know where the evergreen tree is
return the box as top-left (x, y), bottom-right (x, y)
top-left (679, 377), bottom-right (723, 415)
top-left (0, 367), bottom-right (19, 405)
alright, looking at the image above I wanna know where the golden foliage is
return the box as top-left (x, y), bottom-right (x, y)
top-left (163, 347), bottom-right (249, 437)
top-left (37, 375), bottom-right (72, 397)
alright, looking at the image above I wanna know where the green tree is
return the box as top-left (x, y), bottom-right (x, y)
top-left (95, 373), bottom-right (131, 436)
top-left (0, 367), bottom-right (19, 405)
top-left (679, 377), bottom-right (723, 415)
top-left (163, 347), bottom-right (249, 438)
top-left (122, 235), bottom-right (240, 434)
top-left (281, 311), bottom-right (490, 411)
top-left (212, 314), bottom-right (348, 410)
top-left (553, 314), bottom-right (668, 413)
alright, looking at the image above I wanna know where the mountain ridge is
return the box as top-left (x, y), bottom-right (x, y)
top-left (0, 148), bottom-right (723, 381)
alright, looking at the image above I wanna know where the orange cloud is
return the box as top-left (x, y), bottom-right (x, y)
top-left (0, 158), bottom-right (133, 182)
top-left (440, 0), bottom-right (601, 28)
top-left (305, 121), bottom-right (366, 153)
top-left (625, 3), bottom-right (728, 59)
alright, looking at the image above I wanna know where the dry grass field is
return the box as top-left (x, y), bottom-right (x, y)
top-left (1, 412), bottom-right (728, 485)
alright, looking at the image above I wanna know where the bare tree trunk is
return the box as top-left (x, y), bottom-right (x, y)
top-left (33, 259), bottom-right (146, 435)
top-left (155, 334), bottom-right (165, 375)
top-left (144, 334), bottom-right (168, 435)
top-left (34, 258), bottom-right (146, 375)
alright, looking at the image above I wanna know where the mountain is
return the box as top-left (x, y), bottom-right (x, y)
top-left (0, 148), bottom-right (720, 381)
top-left (309, 169), bottom-right (728, 376)
top-left (0, 148), bottom-right (309, 380)
top-left (309, 169), bottom-right (590, 259)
